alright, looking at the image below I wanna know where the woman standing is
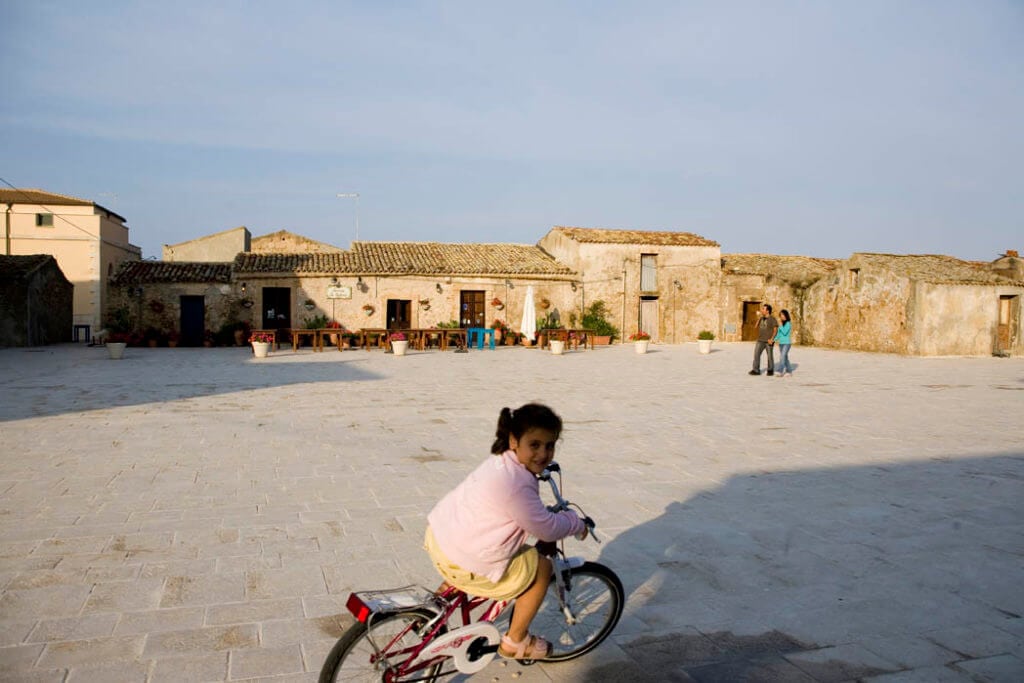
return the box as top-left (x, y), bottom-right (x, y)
top-left (776, 309), bottom-right (794, 377)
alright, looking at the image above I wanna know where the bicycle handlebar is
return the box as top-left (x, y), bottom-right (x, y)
top-left (539, 463), bottom-right (600, 544)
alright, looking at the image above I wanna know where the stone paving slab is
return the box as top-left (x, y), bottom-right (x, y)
top-left (1, 342), bottom-right (1022, 682)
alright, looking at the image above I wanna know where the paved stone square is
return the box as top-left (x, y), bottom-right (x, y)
top-left (1, 342), bottom-right (1022, 682)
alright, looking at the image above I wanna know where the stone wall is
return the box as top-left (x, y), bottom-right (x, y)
top-left (106, 282), bottom-right (242, 344)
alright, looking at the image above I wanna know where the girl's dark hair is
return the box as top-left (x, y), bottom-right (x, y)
top-left (780, 309), bottom-right (791, 323)
top-left (491, 403), bottom-right (563, 454)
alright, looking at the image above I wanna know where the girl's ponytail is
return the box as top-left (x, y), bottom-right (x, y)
top-left (491, 407), bottom-right (514, 454)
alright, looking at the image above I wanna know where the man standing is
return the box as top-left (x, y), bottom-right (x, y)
top-left (750, 304), bottom-right (778, 376)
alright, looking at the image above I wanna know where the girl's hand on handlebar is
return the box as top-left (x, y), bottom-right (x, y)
top-left (574, 526), bottom-right (589, 541)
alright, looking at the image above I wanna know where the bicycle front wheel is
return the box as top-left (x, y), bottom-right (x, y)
top-left (319, 608), bottom-right (443, 683)
top-left (530, 561), bottom-right (624, 662)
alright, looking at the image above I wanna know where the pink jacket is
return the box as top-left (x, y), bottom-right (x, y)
top-left (427, 451), bottom-right (585, 583)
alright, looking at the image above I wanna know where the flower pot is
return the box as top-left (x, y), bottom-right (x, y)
top-left (392, 340), bottom-right (409, 356)
top-left (698, 339), bottom-right (712, 354)
top-left (233, 329), bottom-right (246, 346)
top-left (252, 341), bottom-right (271, 358)
top-left (106, 342), bottom-right (127, 360)
top-left (591, 335), bottom-right (612, 346)
top-left (634, 340), bottom-right (649, 354)
top-left (550, 340), bottom-right (565, 355)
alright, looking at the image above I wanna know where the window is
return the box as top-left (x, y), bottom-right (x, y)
top-left (848, 268), bottom-right (860, 288)
top-left (36, 213), bottom-right (54, 227)
top-left (640, 254), bottom-right (657, 291)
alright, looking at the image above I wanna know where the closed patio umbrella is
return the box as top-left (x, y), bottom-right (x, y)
top-left (520, 285), bottom-right (536, 344)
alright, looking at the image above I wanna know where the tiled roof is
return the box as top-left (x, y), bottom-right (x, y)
top-left (354, 242), bottom-right (574, 276)
top-left (851, 253), bottom-right (1024, 285)
top-left (0, 254), bottom-right (59, 281)
top-left (550, 226), bottom-right (719, 247)
top-left (722, 254), bottom-right (840, 285)
top-left (233, 252), bottom-right (364, 274)
top-left (0, 188), bottom-right (126, 222)
top-left (111, 260), bottom-right (233, 285)
top-left (0, 188), bottom-right (93, 206)
top-left (235, 242), bottom-right (574, 276)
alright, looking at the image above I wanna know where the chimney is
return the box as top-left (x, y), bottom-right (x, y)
top-left (1006, 249), bottom-right (1019, 258)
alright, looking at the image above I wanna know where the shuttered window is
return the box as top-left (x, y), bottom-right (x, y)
top-left (640, 254), bottom-right (657, 291)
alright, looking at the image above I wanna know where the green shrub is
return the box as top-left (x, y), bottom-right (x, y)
top-left (698, 330), bottom-right (715, 340)
top-left (581, 300), bottom-right (618, 340)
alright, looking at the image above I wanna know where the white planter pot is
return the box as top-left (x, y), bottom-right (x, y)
top-left (392, 340), bottom-right (409, 356)
top-left (252, 341), bottom-right (271, 358)
top-left (550, 340), bottom-right (565, 355)
top-left (634, 340), bottom-right (649, 354)
top-left (106, 342), bottom-right (127, 360)
top-left (698, 339), bottom-right (712, 354)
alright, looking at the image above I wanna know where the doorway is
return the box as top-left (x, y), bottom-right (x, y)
top-left (179, 295), bottom-right (205, 346)
top-left (997, 295), bottom-right (1019, 354)
top-left (387, 299), bottom-right (412, 330)
top-left (639, 298), bottom-right (659, 340)
top-left (741, 302), bottom-right (761, 341)
top-left (262, 287), bottom-right (291, 331)
top-left (460, 290), bottom-right (485, 328)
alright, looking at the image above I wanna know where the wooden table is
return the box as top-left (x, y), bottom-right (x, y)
top-left (443, 329), bottom-right (467, 351)
top-left (289, 328), bottom-right (321, 352)
top-left (357, 328), bottom-right (389, 350)
top-left (540, 328), bottom-right (595, 350)
top-left (319, 329), bottom-right (347, 351)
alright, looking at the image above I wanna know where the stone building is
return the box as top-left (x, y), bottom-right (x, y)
top-left (719, 254), bottom-right (840, 342)
top-left (1, 188), bottom-right (140, 334)
top-left (107, 261), bottom-right (234, 346)
top-left (163, 226), bottom-right (250, 262)
top-left (802, 252), bottom-right (1024, 356)
top-left (0, 254), bottom-right (73, 347)
top-left (251, 230), bottom-right (342, 254)
top-left (231, 241), bottom-right (575, 335)
top-left (538, 227), bottom-right (721, 342)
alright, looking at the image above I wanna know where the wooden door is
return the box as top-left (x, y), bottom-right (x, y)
top-left (387, 299), bottom-right (411, 330)
top-left (741, 302), bottom-right (761, 341)
top-left (997, 295), bottom-right (1016, 352)
top-left (460, 290), bottom-right (485, 328)
top-left (262, 287), bottom-right (291, 330)
top-left (639, 298), bottom-right (659, 340)
top-left (179, 295), bottom-right (205, 346)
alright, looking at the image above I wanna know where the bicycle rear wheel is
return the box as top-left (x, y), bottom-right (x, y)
top-left (502, 561), bottom-right (623, 662)
top-left (319, 608), bottom-right (443, 683)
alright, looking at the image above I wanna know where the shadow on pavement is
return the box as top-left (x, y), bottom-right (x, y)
top-left (0, 347), bottom-right (384, 422)
top-left (574, 454), bottom-right (1024, 681)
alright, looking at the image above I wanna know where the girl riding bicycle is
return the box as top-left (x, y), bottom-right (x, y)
top-left (424, 403), bottom-right (587, 661)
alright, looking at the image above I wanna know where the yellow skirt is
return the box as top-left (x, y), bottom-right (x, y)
top-left (424, 527), bottom-right (538, 601)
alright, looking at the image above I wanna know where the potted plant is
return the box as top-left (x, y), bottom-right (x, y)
top-left (581, 300), bottom-right (618, 345)
top-left (203, 330), bottom-right (215, 347)
top-left (698, 330), bottom-right (715, 354)
top-left (250, 331), bottom-right (275, 358)
top-left (491, 318), bottom-right (506, 344)
top-left (362, 303), bottom-right (375, 317)
top-left (390, 331), bottom-right (409, 356)
top-left (106, 332), bottom-right (129, 359)
top-left (167, 330), bottom-right (180, 348)
top-left (629, 331), bottom-right (651, 354)
top-left (491, 297), bottom-right (504, 311)
top-left (304, 298), bottom-right (316, 311)
top-left (326, 320), bottom-right (343, 346)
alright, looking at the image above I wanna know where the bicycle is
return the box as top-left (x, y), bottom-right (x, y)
top-left (320, 462), bottom-right (624, 682)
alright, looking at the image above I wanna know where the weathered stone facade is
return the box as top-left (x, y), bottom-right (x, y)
top-left (538, 227), bottom-right (720, 342)
top-left (802, 253), bottom-right (1024, 356)
top-left (163, 226), bottom-right (250, 262)
top-left (719, 255), bottom-right (839, 343)
top-left (0, 255), bottom-right (73, 347)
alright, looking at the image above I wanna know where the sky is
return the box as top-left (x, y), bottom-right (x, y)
top-left (1, 1), bottom-right (1022, 261)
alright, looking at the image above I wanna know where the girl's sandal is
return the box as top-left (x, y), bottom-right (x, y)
top-left (498, 632), bottom-right (551, 660)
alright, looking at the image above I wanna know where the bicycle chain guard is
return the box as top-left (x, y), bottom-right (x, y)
top-left (411, 621), bottom-right (499, 674)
